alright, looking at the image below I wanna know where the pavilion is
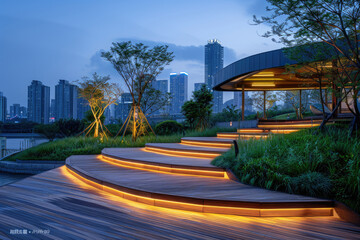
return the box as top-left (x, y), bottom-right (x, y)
top-left (213, 48), bottom-right (341, 120)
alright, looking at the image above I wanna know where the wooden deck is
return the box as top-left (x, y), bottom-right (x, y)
top-left (0, 166), bottom-right (359, 239)
top-left (66, 155), bottom-right (334, 217)
top-left (145, 143), bottom-right (229, 158)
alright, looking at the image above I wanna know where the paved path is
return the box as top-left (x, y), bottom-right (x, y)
top-left (0, 166), bottom-right (359, 240)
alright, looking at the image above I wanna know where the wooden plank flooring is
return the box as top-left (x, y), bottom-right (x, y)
top-left (145, 143), bottom-right (229, 153)
top-left (0, 166), bottom-right (359, 239)
top-left (102, 148), bottom-right (218, 169)
top-left (67, 155), bottom-right (331, 204)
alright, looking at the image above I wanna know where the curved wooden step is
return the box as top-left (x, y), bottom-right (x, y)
top-left (101, 148), bottom-right (225, 178)
top-left (217, 132), bottom-right (268, 139)
top-left (258, 123), bottom-right (320, 129)
top-left (145, 143), bottom-right (228, 158)
top-left (180, 137), bottom-right (234, 148)
top-left (66, 155), bottom-right (334, 217)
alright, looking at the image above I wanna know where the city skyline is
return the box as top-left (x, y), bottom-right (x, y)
top-left (1, 0), bottom-right (282, 107)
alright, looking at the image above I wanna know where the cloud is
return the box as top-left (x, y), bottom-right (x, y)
top-left (97, 38), bottom-right (237, 64)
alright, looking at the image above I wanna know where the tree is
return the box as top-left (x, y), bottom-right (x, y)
top-left (34, 123), bottom-right (59, 141)
top-left (212, 104), bottom-right (241, 122)
top-left (57, 119), bottom-right (85, 137)
top-left (251, 91), bottom-right (278, 119)
top-left (253, 0), bottom-right (360, 131)
top-left (77, 73), bottom-right (123, 138)
top-left (182, 85), bottom-right (213, 130)
top-left (284, 91), bottom-right (310, 119)
top-left (101, 41), bottom-right (174, 140)
top-left (140, 84), bottom-right (171, 116)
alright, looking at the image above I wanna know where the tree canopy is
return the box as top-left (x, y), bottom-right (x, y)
top-left (101, 41), bottom-right (174, 140)
top-left (77, 73), bottom-right (123, 138)
top-left (182, 85), bottom-right (213, 130)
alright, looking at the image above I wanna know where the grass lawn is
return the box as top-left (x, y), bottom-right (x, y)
top-left (212, 126), bottom-right (360, 213)
top-left (5, 127), bottom-right (235, 162)
top-left (271, 111), bottom-right (314, 120)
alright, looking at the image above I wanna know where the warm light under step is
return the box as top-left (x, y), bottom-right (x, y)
top-left (144, 146), bottom-right (221, 159)
top-left (101, 155), bottom-right (225, 178)
top-left (181, 140), bottom-right (232, 148)
top-left (258, 123), bottom-right (320, 129)
top-left (64, 166), bottom-right (334, 217)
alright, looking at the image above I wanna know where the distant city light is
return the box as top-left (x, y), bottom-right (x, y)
top-left (170, 73), bottom-right (177, 75)
top-left (180, 72), bottom-right (188, 75)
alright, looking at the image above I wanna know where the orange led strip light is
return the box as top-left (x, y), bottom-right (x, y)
top-left (64, 167), bottom-right (334, 217)
top-left (101, 155), bottom-right (225, 178)
top-left (144, 147), bottom-right (221, 159)
top-left (180, 140), bottom-right (232, 148)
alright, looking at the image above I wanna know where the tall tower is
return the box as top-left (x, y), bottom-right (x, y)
top-left (55, 80), bottom-right (78, 120)
top-left (28, 80), bottom-right (50, 124)
top-left (0, 92), bottom-right (7, 122)
top-left (170, 72), bottom-right (188, 115)
top-left (151, 79), bottom-right (169, 115)
top-left (205, 39), bottom-right (224, 113)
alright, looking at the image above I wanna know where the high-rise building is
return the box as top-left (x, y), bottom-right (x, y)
top-left (205, 39), bottom-right (224, 113)
top-left (27, 80), bottom-right (50, 124)
top-left (151, 79), bottom-right (169, 115)
top-left (55, 80), bottom-right (78, 120)
top-left (170, 72), bottom-right (188, 115)
top-left (19, 106), bottom-right (27, 118)
top-left (50, 99), bottom-right (56, 120)
top-left (115, 93), bottom-right (132, 123)
top-left (10, 104), bottom-right (27, 119)
top-left (10, 104), bottom-right (20, 118)
top-left (234, 91), bottom-right (253, 114)
top-left (0, 92), bottom-right (7, 122)
top-left (194, 83), bottom-right (205, 92)
top-left (77, 97), bottom-right (90, 120)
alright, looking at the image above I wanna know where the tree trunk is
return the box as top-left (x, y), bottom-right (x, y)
top-left (319, 87), bottom-right (326, 120)
top-left (319, 98), bottom-right (342, 131)
top-left (349, 115), bottom-right (360, 136)
top-left (94, 121), bottom-right (99, 138)
top-left (132, 105), bottom-right (137, 141)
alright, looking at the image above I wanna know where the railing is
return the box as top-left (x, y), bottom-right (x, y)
top-left (1, 149), bottom-right (20, 159)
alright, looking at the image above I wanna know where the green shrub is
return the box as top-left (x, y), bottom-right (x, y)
top-left (105, 124), bottom-right (122, 136)
top-left (213, 126), bottom-right (360, 213)
top-left (155, 120), bottom-right (183, 135)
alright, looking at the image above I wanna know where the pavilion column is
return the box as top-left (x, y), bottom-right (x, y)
top-left (299, 89), bottom-right (302, 119)
top-left (325, 90), bottom-right (328, 109)
top-left (263, 91), bottom-right (266, 119)
top-left (241, 85), bottom-right (245, 121)
top-left (332, 83), bottom-right (338, 117)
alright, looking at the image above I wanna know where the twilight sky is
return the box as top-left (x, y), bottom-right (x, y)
top-left (0, 0), bottom-right (282, 107)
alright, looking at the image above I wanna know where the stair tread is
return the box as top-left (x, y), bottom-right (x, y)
top-left (66, 155), bottom-right (332, 206)
top-left (145, 143), bottom-right (229, 153)
top-left (102, 148), bottom-right (220, 169)
top-left (181, 137), bottom-right (234, 143)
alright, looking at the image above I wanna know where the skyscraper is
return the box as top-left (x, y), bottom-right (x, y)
top-left (55, 80), bottom-right (78, 120)
top-left (10, 104), bottom-right (27, 119)
top-left (27, 80), bottom-right (50, 124)
top-left (10, 104), bottom-right (20, 118)
top-left (114, 93), bottom-right (132, 122)
top-left (0, 92), bottom-right (7, 122)
top-left (151, 79), bottom-right (169, 115)
top-left (205, 39), bottom-right (224, 113)
top-left (19, 106), bottom-right (27, 119)
top-left (77, 97), bottom-right (90, 120)
top-left (170, 72), bottom-right (188, 115)
top-left (50, 99), bottom-right (56, 120)
top-left (234, 91), bottom-right (253, 114)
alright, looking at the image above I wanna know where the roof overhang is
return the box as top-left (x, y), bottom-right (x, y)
top-left (213, 48), bottom-right (332, 92)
